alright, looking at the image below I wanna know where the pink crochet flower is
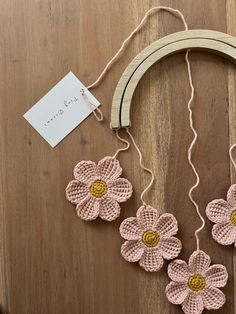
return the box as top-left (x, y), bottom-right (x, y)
top-left (166, 250), bottom-right (228, 314)
top-left (206, 184), bottom-right (236, 246)
top-left (66, 156), bottom-right (132, 221)
top-left (119, 205), bottom-right (182, 272)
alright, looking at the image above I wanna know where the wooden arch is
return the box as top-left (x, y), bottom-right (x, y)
top-left (110, 29), bottom-right (236, 128)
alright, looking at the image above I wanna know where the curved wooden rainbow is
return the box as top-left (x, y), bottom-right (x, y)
top-left (110, 29), bottom-right (236, 128)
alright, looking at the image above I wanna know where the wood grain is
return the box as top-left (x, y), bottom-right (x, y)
top-left (111, 29), bottom-right (236, 128)
top-left (0, 0), bottom-right (235, 313)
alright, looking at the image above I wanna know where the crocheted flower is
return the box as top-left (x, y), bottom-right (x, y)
top-left (119, 205), bottom-right (182, 272)
top-left (66, 156), bottom-right (132, 221)
top-left (206, 184), bottom-right (236, 246)
top-left (166, 250), bottom-right (228, 314)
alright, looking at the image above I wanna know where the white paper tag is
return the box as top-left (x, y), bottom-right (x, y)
top-left (23, 72), bottom-right (100, 147)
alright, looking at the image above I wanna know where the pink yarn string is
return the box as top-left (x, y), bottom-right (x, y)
top-left (81, 6), bottom-right (206, 251)
top-left (80, 89), bottom-right (104, 121)
top-left (126, 128), bottom-right (154, 205)
top-left (83, 6), bottom-right (188, 123)
top-left (86, 6), bottom-right (188, 90)
top-left (229, 143), bottom-right (236, 172)
top-left (185, 50), bottom-right (205, 251)
top-left (112, 129), bottom-right (130, 159)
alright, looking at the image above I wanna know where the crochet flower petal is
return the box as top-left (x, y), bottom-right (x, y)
top-left (188, 250), bottom-right (211, 275)
top-left (137, 205), bottom-right (159, 229)
top-left (73, 160), bottom-right (96, 183)
top-left (66, 180), bottom-right (88, 204)
top-left (155, 213), bottom-right (178, 237)
top-left (159, 237), bottom-right (182, 260)
top-left (182, 292), bottom-right (204, 314)
top-left (139, 248), bottom-right (164, 272)
top-left (206, 199), bottom-right (232, 223)
top-left (121, 240), bottom-right (144, 262)
top-left (165, 281), bottom-right (189, 305)
top-left (119, 217), bottom-right (142, 240)
top-left (97, 157), bottom-right (122, 181)
top-left (227, 183), bottom-right (236, 207)
top-left (205, 264), bottom-right (228, 287)
top-left (108, 178), bottom-right (133, 202)
top-left (167, 259), bottom-right (190, 282)
top-left (202, 286), bottom-right (226, 310)
top-left (99, 197), bottom-right (121, 221)
top-left (76, 196), bottom-right (99, 221)
top-left (212, 222), bottom-right (236, 245)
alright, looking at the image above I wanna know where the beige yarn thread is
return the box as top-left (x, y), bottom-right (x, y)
top-left (229, 143), bottom-right (236, 171)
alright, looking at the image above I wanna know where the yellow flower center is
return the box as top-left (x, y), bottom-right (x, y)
top-left (142, 230), bottom-right (160, 247)
top-left (188, 274), bottom-right (206, 292)
top-left (90, 179), bottom-right (108, 198)
top-left (230, 210), bottom-right (236, 226)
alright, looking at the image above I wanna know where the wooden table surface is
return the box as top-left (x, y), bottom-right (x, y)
top-left (1, 0), bottom-right (236, 313)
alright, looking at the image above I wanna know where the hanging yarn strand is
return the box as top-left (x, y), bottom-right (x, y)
top-left (86, 6), bottom-right (188, 90)
top-left (229, 143), bottom-right (236, 172)
top-left (185, 50), bottom-right (205, 251)
top-left (126, 128), bottom-right (154, 205)
top-left (84, 7), bottom-right (188, 122)
top-left (82, 6), bottom-right (207, 249)
top-left (112, 129), bottom-right (130, 159)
